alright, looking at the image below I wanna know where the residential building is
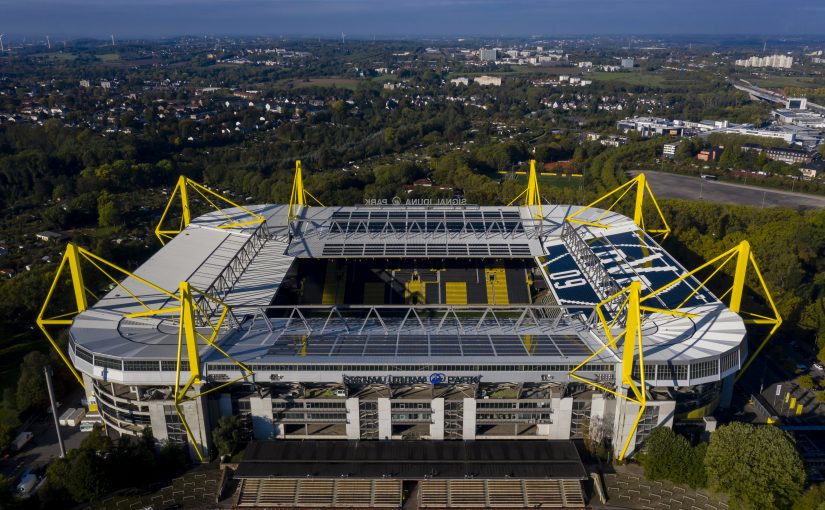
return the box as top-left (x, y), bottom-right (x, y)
top-left (734, 54), bottom-right (793, 69)
top-left (474, 76), bottom-right (502, 87)
top-left (479, 48), bottom-right (497, 62)
top-left (663, 142), bottom-right (681, 158)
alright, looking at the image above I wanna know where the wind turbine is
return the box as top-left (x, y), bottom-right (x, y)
top-left (46, 35), bottom-right (50, 49)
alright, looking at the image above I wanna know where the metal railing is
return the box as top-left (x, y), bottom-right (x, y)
top-left (560, 221), bottom-right (623, 317)
top-left (195, 221), bottom-right (271, 325)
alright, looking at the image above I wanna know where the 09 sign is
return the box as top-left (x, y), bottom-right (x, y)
top-left (548, 269), bottom-right (587, 290)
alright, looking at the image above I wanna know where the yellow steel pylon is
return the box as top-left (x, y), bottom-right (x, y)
top-left (288, 160), bottom-right (324, 222)
top-left (508, 159), bottom-right (543, 219)
top-left (129, 281), bottom-right (253, 462)
top-left (155, 176), bottom-right (265, 245)
top-left (566, 173), bottom-right (670, 240)
top-left (569, 281), bottom-right (694, 460)
top-left (642, 240), bottom-right (782, 380)
top-left (36, 243), bottom-right (180, 388)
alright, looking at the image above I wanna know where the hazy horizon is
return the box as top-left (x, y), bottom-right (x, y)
top-left (2, 0), bottom-right (825, 40)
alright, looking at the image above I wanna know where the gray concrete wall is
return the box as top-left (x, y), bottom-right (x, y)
top-left (378, 398), bottom-right (391, 440)
top-left (430, 398), bottom-right (444, 440)
top-left (462, 398), bottom-right (476, 440)
top-left (147, 401), bottom-right (169, 442)
top-left (249, 395), bottom-right (274, 440)
top-left (549, 397), bottom-right (572, 439)
top-left (346, 397), bottom-right (360, 439)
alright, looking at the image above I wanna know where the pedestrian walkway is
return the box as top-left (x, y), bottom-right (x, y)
top-left (602, 467), bottom-right (728, 510)
top-left (91, 466), bottom-right (223, 509)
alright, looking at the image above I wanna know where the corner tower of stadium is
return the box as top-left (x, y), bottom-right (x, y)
top-left (62, 172), bottom-right (748, 462)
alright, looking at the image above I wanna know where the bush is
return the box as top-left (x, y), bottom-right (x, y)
top-left (797, 375), bottom-right (815, 390)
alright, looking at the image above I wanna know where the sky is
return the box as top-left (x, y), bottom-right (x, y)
top-left (2, 0), bottom-right (825, 39)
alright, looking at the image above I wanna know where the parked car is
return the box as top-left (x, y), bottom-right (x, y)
top-left (16, 470), bottom-right (37, 496)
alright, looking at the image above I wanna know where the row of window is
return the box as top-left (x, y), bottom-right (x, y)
top-left (630, 359), bottom-right (739, 382)
top-left (207, 363), bottom-right (614, 372)
top-left (73, 345), bottom-right (190, 372)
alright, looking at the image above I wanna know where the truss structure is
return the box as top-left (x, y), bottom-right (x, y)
top-left (508, 159), bottom-right (543, 219)
top-left (288, 160), bottom-right (324, 222)
top-left (566, 173), bottom-right (670, 240)
top-left (130, 282), bottom-right (253, 462)
top-left (36, 242), bottom-right (179, 388)
top-left (247, 303), bottom-right (577, 338)
top-left (641, 240), bottom-right (781, 380)
top-left (568, 282), bottom-right (694, 460)
top-left (155, 175), bottom-right (265, 245)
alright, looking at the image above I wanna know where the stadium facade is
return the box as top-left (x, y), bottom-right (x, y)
top-left (43, 167), bottom-right (772, 464)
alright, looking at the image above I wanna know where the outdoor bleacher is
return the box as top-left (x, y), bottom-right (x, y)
top-left (236, 478), bottom-right (402, 508)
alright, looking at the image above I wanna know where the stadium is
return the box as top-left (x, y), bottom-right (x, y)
top-left (37, 161), bottom-right (780, 508)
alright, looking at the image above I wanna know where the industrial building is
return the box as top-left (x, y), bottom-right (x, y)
top-left (38, 163), bottom-right (779, 508)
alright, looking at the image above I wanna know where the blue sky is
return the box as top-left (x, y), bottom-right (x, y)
top-left (2, 0), bottom-right (824, 39)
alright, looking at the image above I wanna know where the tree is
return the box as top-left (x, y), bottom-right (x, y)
top-left (15, 351), bottom-right (50, 412)
top-left (793, 482), bottom-right (825, 510)
top-left (704, 423), bottom-right (805, 510)
top-left (0, 422), bottom-right (14, 452)
top-left (0, 474), bottom-right (17, 510)
top-left (641, 427), bottom-right (706, 488)
top-left (212, 415), bottom-right (244, 458)
top-left (97, 190), bottom-right (122, 227)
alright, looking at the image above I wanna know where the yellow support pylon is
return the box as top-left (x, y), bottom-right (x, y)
top-left (568, 282), bottom-right (690, 460)
top-left (36, 242), bottom-right (180, 388)
top-left (508, 159), bottom-right (543, 219)
top-left (155, 176), bottom-right (265, 245)
top-left (132, 281), bottom-right (253, 462)
top-left (642, 240), bottom-right (781, 380)
top-left (288, 160), bottom-right (324, 223)
top-left (566, 173), bottom-right (670, 240)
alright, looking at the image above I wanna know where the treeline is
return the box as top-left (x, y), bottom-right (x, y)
top-left (658, 200), bottom-right (825, 360)
top-left (0, 427), bottom-right (187, 509)
top-left (641, 424), bottom-right (812, 510)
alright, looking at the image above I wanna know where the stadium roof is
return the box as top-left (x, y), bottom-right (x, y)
top-left (235, 440), bottom-right (588, 480)
top-left (67, 203), bottom-right (747, 383)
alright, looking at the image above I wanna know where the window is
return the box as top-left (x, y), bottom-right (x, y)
top-left (75, 347), bottom-right (93, 364)
top-left (720, 350), bottom-right (739, 373)
top-left (635, 406), bottom-right (660, 447)
top-left (94, 355), bottom-right (122, 371)
top-left (161, 360), bottom-right (190, 371)
top-left (570, 400), bottom-right (590, 439)
top-left (163, 405), bottom-right (188, 445)
top-left (657, 363), bottom-right (687, 381)
top-left (124, 360), bottom-right (160, 371)
top-left (691, 360), bottom-right (718, 379)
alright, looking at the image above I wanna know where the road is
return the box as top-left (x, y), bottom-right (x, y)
top-left (631, 171), bottom-right (825, 209)
top-left (0, 387), bottom-right (89, 481)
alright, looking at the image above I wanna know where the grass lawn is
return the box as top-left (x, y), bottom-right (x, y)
top-left (752, 76), bottom-right (824, 89)
top-left (279, 77), bottom-right (359, 91)
top-left (588, 70), bottom-right (669, 87)
top-left (98, 53), bottom-right (121, 62)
